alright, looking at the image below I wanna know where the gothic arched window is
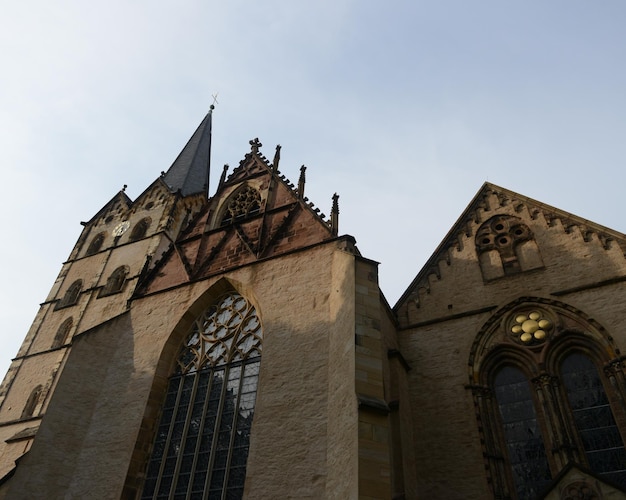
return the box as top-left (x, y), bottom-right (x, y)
top-left (220, 186), bottom-right (261, 226)
top-left (561, 353), bottom-right (626, 485)
top-left (99, 266), bottom-right (128, 297)
top-left (86, 232), bottom-right (105, 256)
top-left (142, 292), bottom-right (263, 500)
top-left (470, 300), bottom-right (626, 497)
top-left (493, 366), bottom-right (551, 499)
top-left (55, 280), bottom-right (82, 310)
top-left (52, 317), bottom-right (73, 348)
top-left (21, 385), bottom-right (43, 419)
top-left (129, 217), bottom-right (151, 241)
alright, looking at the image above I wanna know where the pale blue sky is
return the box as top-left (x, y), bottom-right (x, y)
top-left (1, 1), bottom-right (626, 375)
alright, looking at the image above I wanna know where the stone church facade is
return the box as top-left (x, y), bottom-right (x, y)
top-left (0, 110), bottom-right (625, 499)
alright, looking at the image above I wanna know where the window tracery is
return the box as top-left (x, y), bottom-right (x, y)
top-left (470, 300), bottom-right (626, 498)
top-left (508, 308), bottom-right (555, 346)
top-left (142, 292), bottom-right (262, 500)
top-left (561, 353), bottom-right (626, 486)
top-left (476, 215), bottom-right (543, 280)
top-left (493, 366), bottom-right (551, 499)
top-left (220, 187), bottom-right (261, 226)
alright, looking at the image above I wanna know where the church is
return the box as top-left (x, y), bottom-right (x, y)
top-left (1, 108), bottom-right (625, 499)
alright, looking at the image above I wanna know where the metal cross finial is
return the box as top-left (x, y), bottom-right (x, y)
top-left (212, 92), bottom-right (219, 106)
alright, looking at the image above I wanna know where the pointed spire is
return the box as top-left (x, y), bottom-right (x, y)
top-left (163, 105), bottom-right (214, 197)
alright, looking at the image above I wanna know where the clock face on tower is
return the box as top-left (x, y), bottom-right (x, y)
top-left (112, 221), bottom-right (130, 237)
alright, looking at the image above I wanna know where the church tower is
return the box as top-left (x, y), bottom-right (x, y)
top-left (0, 110), bottom-right (396, 499)
top-left (0, 109), bottom-right (213, 488)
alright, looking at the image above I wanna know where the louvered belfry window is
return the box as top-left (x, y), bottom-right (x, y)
top-left (142, 292), bottom-right (263, 500)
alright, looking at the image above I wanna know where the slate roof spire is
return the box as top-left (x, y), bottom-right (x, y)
top-left (163, 105), bottom-right (214, 197)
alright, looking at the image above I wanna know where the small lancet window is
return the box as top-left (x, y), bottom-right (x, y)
top-left (55, 280), bottom-right (82, 310)
top-left (129, 217), bottom-right (151, 241)
top-left (21, 385), bottom-right (43, 419)
top-left (99, 266), bottom-right (128, 297)
top-left (476, 215), bottom-right (542, 280)
top-left (86, 232), bottom-right (105, 256)
top-left (52, 317), bottom-right (73, 348)
top-left (220, 186), bottom-right (261, 226)
top-left (142, 292), bottom-right (263, 500)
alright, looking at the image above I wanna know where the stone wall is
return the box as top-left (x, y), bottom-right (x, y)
top-left (3, 240), bottom-right (364, 499)
top-left (396, 188), bottom-right (626, 498)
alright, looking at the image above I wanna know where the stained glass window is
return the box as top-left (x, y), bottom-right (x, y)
top-left (494, 366), bottom-right (551, 500)
top-left (142, 292), bottom-right (262, 500)
top-left (561, 353), bottom-right (626, 487)
top-left (220, 187), bottom-right (261, 226)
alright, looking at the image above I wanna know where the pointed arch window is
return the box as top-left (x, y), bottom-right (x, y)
top-left (21, 385), bottom-right (43, 419)
top-left (471, 301), bottom-right (626, 497)
top-left (55, 280), bottom-right (82, 310)
top-left (86, 232), bottom-right (105, 256)
top-left (142, 292), bottom-right (262, 500)
top-left (220, 186), bottom-right (261, 226)
top-left (561, 353), bottom-right (626, 485)
top-left (52, 317), bottom-right (73, 348)
top-left (130, 217), bottom-right (151, 241)
top-left (493, 366), bottom-right (551, 499)
top-left (99, 266), bottom-right (129, 297)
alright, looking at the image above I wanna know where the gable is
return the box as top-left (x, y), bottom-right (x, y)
top-left (395, 183), bottom-right (626, 327)
top-left (140, 141), bottom-right (337, 296)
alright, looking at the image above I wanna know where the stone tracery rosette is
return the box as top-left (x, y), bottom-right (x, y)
top-left (221, 186), bottom-right (262, 225)
top-left (507, 307), bottom-right (555, 346)
top-left (176, 292), bottom-right (262, 374)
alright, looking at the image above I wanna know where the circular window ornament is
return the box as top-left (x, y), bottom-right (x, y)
top-left (508, 308), bottom-right (555, 346)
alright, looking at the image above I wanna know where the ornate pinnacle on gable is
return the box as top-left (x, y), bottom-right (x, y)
top-left (219, 164), bottom-right (229, 188)
top-left (298, 165), bottom-right (306, 199)
top-left (272, 145), bottom-right (281, 173)
top-left (250, 138), bottom-right (262, 154)
top-left (331, 193), bottom-right (339, 237)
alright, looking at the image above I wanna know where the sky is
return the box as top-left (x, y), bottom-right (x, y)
top-left (1, 1), bottom-right (626, 377)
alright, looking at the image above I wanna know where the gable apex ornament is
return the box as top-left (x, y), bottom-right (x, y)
top-left (250, 138), bottom-right (262, 154)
